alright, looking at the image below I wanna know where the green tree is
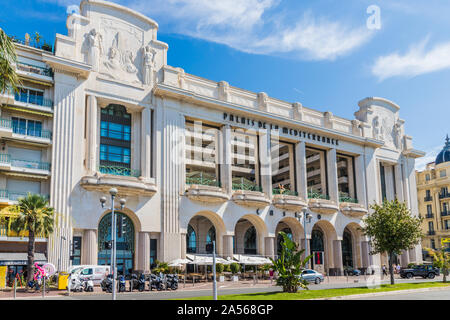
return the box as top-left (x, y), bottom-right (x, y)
top-left (425, 247), bottom-right (450, 283)
top-left (0, 28), bottom-right (21, 94)
top-left (34, 32), bottom-right (42, 46)
top-left (9, 194), bottom-right (55, 283)
top-left (270, 231), bottom-right (311, 293)
top-left (215, 263), bottom-right (224, 274)
top-left (230, 262), bottom-right (240, 274)
top-left (362, 199), bottom-right (423, 285)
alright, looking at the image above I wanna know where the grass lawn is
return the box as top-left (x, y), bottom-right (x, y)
top-left (179, 282), bottom-right (450, 300)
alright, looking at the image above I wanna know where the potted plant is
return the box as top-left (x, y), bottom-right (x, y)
top-left (215, 263), bottom-right (224, 282)
top-left (230, 263), bottom-right (240, 282)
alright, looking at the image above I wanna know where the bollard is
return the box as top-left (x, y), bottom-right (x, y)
top-left (42, 278), bottom-right (45, 298)
top-left (193, 276), bottom-right (195, 287)
top-left (13, 277), bottom-right (16, 299)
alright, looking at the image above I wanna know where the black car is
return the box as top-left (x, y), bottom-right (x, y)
top-left (400, 265), bottom-right (440, 279)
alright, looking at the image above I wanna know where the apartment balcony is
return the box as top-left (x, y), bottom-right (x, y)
top-left (272, 189), bottom-right (307, 211)
top-left (424, 196), bottom-right (433, 202)
top-left (441, 211), bottom-right (450, 217)
top-left (0, 189), bottom-right (49, 206)
top-left (439, 192), bottom-right (450, 200)
top-left (185, 176), bottom-right (229, 203)
top-left (0, 154), bottom-right (51, 177)
top-left (16, 61), bottom-right (53, 83)
top-left (11, 91), bottom-right (54, 114)
top-left (231, 179), bottom-right (269, 207)
top-left (428, 230), bottom-right (436, 236)
top-left (0, 224), bottom-right (47, 242)
top-left (425, 213), bottom-right (434, 219)
top-left (0, 120), bottom-right (52, 145)
top-left (308, 191), bottom-right (338, 214)
top-left (80, 165), bottom-right (157, 197)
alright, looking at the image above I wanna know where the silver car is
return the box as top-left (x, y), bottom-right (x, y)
top-left (300, 269), bottom-right (324, 284)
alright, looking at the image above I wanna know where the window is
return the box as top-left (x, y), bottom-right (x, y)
top-left (15, 87), bottom-right (44, 106)
top-left (231, 129), bottom-right (260, 191)
top-left (99, 104), bottom-right (132, 175)
top-left (243, 226), bottom-right (257, 254)
top-left (337, 154), bottom-right (356, 202)
top-left (431, 239), bottom-right (436, 250)
top-left (429, 221), bottom-right (434, 232)
top-left (186, 225), bottom-right (196, 253)
top-left (426, 190), bottom-right (431, 198)
top-left (185, 121), bottom-right (220, 187)
top-left (150, 239), bottom-right (157, 269)
top-left (306, 148), bottom-right (327, 198)
top-left (379, 163), bottom-right (387, 201)
top-left (426, 174), bottom-right (431, 181)
top-left (12, 117), bottom-right (43, 137)
top-left (445, 220), bottom-right (450, 230)
top-left (72, 236), bottom-right (82, 266)
top-left (271, 140), bottom-right (295, 194)
top-left (440, 170), bottom-right (447, 178)
top-left (427, 205), bottom-right (432, 215)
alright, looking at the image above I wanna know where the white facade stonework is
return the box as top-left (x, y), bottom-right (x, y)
top-left (35, 1), bottom-right (425, 274)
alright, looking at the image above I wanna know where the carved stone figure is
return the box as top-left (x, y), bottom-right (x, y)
top-left (87, 29), bottom-right (103, 72)
top-left (218, 81), bottom-right (229, 101)
top-left (104, 46), bottom-right (121, 72)
top-left (373, 116), bottom-right (381, 140)
top-left (142, 45), bottom-right (156, 85)
top-left (394, 121), bottom-right (403, 149)
top-left (177, 68), bottom-right (186, 89)
top-left (124, 51), bottom-right (137, 74)
top-left (258, 92), bottom-right (268, 111)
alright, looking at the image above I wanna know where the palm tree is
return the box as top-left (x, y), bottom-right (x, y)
top-left (0, 27), bottom-right (21, 94)
top-left (9, 194), bottom-right (55, 283)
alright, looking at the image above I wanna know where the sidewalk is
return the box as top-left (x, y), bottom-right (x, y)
top-left (0, 274), bottom-right (443, 299)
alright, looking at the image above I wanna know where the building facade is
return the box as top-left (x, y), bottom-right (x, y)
top-left (1, 0), bottom-right (425, 275)
top-left (416, 136), bottom-right (450, 255)
top-left (0, 42), bottom-right (54, 272)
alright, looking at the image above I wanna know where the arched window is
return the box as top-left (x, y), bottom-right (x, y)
top-left (187, 225), bottom-right (196, 253)
top-left (206, 226), bottom-right (216, 253)
top-left (244, 226), bottom-right (257, 255)
top-left (342, 230), bottom-right (353, 268)
top-left (311, 229), bottom-right (324, 252)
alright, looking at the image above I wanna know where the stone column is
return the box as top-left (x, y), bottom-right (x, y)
top-left (81, 229), bottom-right (97, 265)
top-left (86, 95), bottom-right (98, 174)
top-left (264, 237), bottom-right (275, 259)
top-left (394, 163), bottom-right (405, 202)
top-left (258, 128), bottom-right (272, 199)
top-left (400, 250), bottom-right (410, 267)
top-left (138, 232), bottom-right (150, 273)
top-left (220, 125), bottom-right (232, 194)
top-left (295, 141), bottom-right (308, 200)
top-left (222, 235), bottom-right (234, 259)
top-left (180, 233), bottom-right (186, 259)
top-left (354, 155), bottom-right (367, 207)
top-left (300, 238), bottom-right (311, 261)
top-left (361, 241), bottom-right (370, 268)
top-left (327, 148), bottom-right (339, 203)
top-left (333, 240), bottom-right (343, 276)
top-left (140, 107), bottom-right (152, 182)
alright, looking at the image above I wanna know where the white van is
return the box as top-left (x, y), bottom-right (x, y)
top-left (70, 265), bottom-right (110, 285)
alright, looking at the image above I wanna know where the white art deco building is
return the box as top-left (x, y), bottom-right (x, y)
top-left (2, 0), bottom-right (425, 275)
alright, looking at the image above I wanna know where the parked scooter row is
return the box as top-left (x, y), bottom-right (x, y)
top-left (69, 275), bottom-right (94, 292)
top-left (99, 273), bottom-right (179, 293)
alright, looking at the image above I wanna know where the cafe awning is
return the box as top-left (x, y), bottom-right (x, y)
top-left (233, 254), bottom-right (272, 265)
top-left (186, 254), bottom-right (231, 265)
top-left (0, 252), bottom-right (47, 266)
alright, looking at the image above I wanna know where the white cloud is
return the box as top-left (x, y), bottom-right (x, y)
top-left (372, 37), bottom-right (450, 80)
top-left (44, 0), bottom-right (372, 61)
top-left (415, 145), bottom-right (441, 171)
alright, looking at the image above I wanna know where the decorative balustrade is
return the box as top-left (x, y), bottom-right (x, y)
top-left (0, 154), bottom-right (50, 171)
top-left (16, 61), bottom-right (53, 77)
top-left (0, 189), bottom-right (49, 202)
top-left (186, 175), bottom-right (221, 187)
top-left (99, 165), bottom-right (140, 177)
top-left (232, 179), bottom-right (262, 192)
top-left (272, 188), bottom-right (298, 196)
top-left (308, 190), bottom-right (330, 200)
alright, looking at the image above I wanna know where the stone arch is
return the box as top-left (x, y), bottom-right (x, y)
top-left (311, 220), bottom-right (339, 275)
top-left (233, 214), bottom-right (268, 256)
top-left (275, 217), bottom-right (305, 256)
top-left (185, 211), bottom-right (227, 256)
top-left (342, 222), bottom-right (364, 269)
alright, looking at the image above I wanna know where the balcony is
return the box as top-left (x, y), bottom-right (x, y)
top-left (14, 92), bottom-right (53, 109)
top-left (80, 166), bottom-right (157, 197)
top-left (231, 178), bottom-right (269, 207)
top-left (424, 196), bottom-right (433, 202)
top-left (0, 154), bottom-right (51, 176)
top-left (11, 37), bottom-right (53, 53)
top-left (185, 174), bottom-right (228, 203)
top-left (425, 213), bottom-right (434, 219)
top-left (439, 192), bottom-right (450, 200)
top-left (0, 119), bottom-right (52, 144)
top-left (441, 211), bottom-right (450, 217)
top-left (428, 230), bottom-right (436, 236)
top-left (17, 61), bottom-right (53, 77)
top-left (308, 190), bottom-right (338, 214)
top-left (272, 188), bottom-right (307, 211)
top-left (0, 189), bottom-right (49, 205)
top-left (0, 224), bottom-right (47, 242)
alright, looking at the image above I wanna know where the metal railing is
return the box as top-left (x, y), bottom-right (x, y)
top-left (425, 213), bottom-right (434, 219)
top-left (232, 178), bottom-right (262, 192)
top-left (14, 92), bottom-right (53, 108)
top-left (16, 61), bottom-right (53, 77)
top-left (428, 230), bottom-right (436, 236)
top-left (339, 196), bottom-right (358, 203)
top-left (12, 126), bottom-right (52, 139)
top-left (11, 37), bottom-right (53, 52)
top-left (272, 188), bottom-right (298, 196)
top-left (186, 175), bottom-right (221, 187)
top-left (0, 154), bottom-right (50, 171)
top-left (439, 192), bottom-right (450, 199)
top-left (98, 165), bottom-right (140, 177)
top-left (308, 190), bottom-right (330, 200)
top-left (424, 196), bottom-right (433, 202)
top-left (441, 211), bottom-right (449, 217)
top-left (0, 189), bottom-right (49, 202)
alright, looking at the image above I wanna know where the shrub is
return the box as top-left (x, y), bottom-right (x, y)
top-left (230, 263), bottom-right (240, 274)
top-left (216, 263), bottom-right (224, 274)
top-left (223, 264), bottom-right (231, 272)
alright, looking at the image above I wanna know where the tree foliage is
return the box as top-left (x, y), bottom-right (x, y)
top-left (0, 28), bottom-right (21, 94)
top-left (425, 247), bottom-right (450, 283)
top-left (270, 231), bottom-right (311, 293)
top-left (362, 199), bottom-right (423, 284)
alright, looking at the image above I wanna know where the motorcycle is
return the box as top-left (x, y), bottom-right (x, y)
top-left (69, 275), bottom-right (84, 292)
top-left (100, 274), bottom-right (113, 293)
top-left (129, 274), bottom-right (139, 292)
top-left (148, 273), bottom-right (163, 291)
top-left (118, 275), bottom-right (126, 293)
top-left (166, 274), bottom-right (179, 290)
top-left (138, 274), bottom-right (146, 292)
top-left (80, 276), bottom-right (94, 292)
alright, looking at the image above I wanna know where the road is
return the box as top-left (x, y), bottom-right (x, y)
top-left (16, 277), bottom-right (447, 300)
top-left (348, 287), bottom-right (450, 300)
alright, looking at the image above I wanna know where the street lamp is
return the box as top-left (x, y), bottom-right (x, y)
top-left (299, 208), bottom-right (312, 268)
top-left (100, 187), bottom-right (126, 301)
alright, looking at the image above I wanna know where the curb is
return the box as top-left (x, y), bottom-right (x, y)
top-left (316, 286), bottom-right (450, 300)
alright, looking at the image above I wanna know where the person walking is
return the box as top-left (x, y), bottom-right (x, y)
top-left (382, 265), bottom-right (387, 276)
top-left (396, 264), bottom-right (401, 274)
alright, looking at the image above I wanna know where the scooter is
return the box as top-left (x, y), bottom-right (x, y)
top-left (118, 275), bottom-right (126, 293)
top-left (148, 273), bottom-right (163, 291)
top-left (80, 276), bottom-right (94, 292)
top-left (69, 275), bottom-right (84, 292)
top-left (129, 274), bottom-right (139, 292)
top-left (166, 274), bottom-right (179, 290)
top-left (138, 274), bottom-right (146, 292)
top-left (101, 274), bottom-right (113, 293)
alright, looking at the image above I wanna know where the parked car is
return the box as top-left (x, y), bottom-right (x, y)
top-left (344, 267), bottom-right (361, 276)
top-left (400, 265), bottom-right (440, 279)
top-left (300, 269), bottom-right (324, 284)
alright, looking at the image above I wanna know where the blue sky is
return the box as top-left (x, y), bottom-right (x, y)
top-left (1, 0), bottom-right (449, 169)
